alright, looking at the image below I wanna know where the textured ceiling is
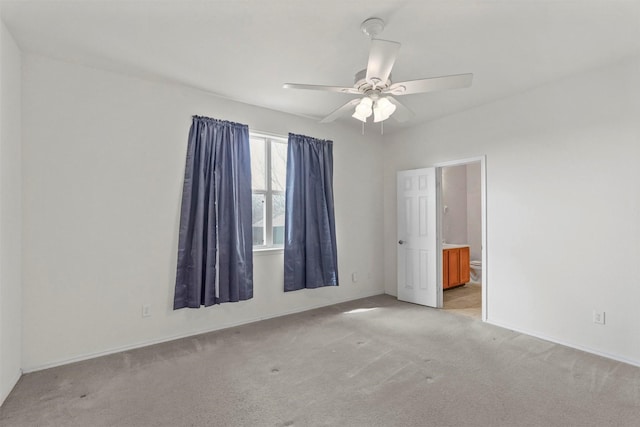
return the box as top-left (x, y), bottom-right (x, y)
top-left (2, 0), bottom-right (639, 133)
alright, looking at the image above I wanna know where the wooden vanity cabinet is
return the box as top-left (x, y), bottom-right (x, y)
top-left (443, 246), bottom-right (470, 289)
top-left (460, 247), bottom-right (470, 284)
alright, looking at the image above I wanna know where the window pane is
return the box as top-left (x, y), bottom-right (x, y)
top-left (271, 141), bottom-right (287, 192)
top-left (252, 193), bottom-right (265, 246)
top-left (250, 138), bottom-right (266, 191)
top-left (272, 193), bottom-right (285, 246)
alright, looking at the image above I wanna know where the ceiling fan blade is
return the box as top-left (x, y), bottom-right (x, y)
top-left (384, 73), bottom-right (473, 96)
top-left (365, 39), bottom-right (400, 86)
top-left (320, 99), bottom-right (361, 123)
top-left (283, 83), bottom-right (360, 94)
top-left (386, 97), bottom-right (414, 123)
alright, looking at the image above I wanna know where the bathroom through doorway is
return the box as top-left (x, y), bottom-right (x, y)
top-left (437, 157), bottom-right (486, 320)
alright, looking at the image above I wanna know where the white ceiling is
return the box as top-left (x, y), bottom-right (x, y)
top-left (2, 0), bottom-right (640, 133)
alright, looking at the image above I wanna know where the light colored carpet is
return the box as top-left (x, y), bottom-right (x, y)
top-left (443, 282), bottom-right (482, 319)
top-left (1, 294), bottom-right (639, 427)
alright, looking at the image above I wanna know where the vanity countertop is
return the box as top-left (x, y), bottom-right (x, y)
top-left (442, 244), bottom-right (470, 249)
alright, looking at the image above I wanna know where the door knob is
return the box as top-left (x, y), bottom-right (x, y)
top-left (398, 240), bottom-right (405, 245)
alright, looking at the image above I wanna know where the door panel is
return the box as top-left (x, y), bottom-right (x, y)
top-left (405, 248), bottom-right (415, 289)
top-left (397, 168), bottom-right (439, 307)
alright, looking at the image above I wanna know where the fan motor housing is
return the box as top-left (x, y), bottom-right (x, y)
top-left (354, 69), bottom-right (391, 95)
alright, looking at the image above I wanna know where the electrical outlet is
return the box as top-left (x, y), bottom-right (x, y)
top-left (351, 272), bottom-right (358, 283)
top-left (593, 310), bottom-right (605, 325)
top-left (142, 304), bottom-right (151, 318)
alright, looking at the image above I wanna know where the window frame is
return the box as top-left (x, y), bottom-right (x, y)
top-left (250, 132), bottom-right (287, 250)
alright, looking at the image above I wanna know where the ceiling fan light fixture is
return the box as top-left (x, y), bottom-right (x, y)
top-left (283, 17), bottom-right (472, 126)
top-left (352, 111), bottom-right (368, 122)
top-left (373, 97), bottom-right (397, 122)
top-left (352, 97), bottom-right (373, 122)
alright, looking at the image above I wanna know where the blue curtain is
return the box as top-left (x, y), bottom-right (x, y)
top-left (284, 133), bottom-right (339, 292)
top-left (174, 116), bottom-right (253, 308)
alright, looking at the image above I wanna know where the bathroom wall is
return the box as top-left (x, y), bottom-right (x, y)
top-left (442, 163), bottom-right (481, 262)
top-left (441, 165), bottom-right (467, 244)
top-left (466, 162), bottom-right (482, 261)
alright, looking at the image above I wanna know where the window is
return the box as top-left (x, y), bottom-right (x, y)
top-left (250, 133), bottom-right (287, 248)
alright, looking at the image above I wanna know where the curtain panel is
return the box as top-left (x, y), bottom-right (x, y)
top-left (174, 116), bottom-right (253, 308)
top-left (284, 133), bottom-right (339, 292)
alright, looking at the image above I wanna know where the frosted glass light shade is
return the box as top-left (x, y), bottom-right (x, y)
top-left (373, 97), bottom-right (397, 123)
top-left (352, 97), bottom-right (373, 122)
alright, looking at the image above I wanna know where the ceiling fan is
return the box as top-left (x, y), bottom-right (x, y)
top-left (283, 17), bottom-right (473, 125)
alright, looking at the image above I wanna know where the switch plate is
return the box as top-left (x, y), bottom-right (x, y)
top-left (351, 272), bottom-right (358, 283)
top-left (593, 310), bottom-right (605, 325)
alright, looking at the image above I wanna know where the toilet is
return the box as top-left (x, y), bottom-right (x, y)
top-left (470, 260), bottom-right (482, 284)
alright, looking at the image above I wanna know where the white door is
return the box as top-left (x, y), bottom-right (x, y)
top-left (397, 168), bottom-right (440, 307)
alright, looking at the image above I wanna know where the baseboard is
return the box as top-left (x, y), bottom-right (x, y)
top-left (23, 289), bottom-right (385, 373)
top-left (0, 368), bottom-right (22, 407)
top-left (487, 319), bottom-right (640, 368)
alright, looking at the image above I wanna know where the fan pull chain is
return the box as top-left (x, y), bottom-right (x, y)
top-left (381, 121), bottom-right (384, 135)
top-left (361, 121), bottom-right (365, 135)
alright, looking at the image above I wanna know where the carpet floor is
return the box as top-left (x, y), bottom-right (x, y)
top-left (1, 294), bottom-right (639, 427)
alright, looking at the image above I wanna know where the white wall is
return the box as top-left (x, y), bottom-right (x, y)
top-left (442, 164), bottom-right (468, 245)
top-left (0, 17), bottom-right (22, 405)
top-left (383, 57), bottom-right (640, 365)
top-left (466, 162), bottom-right (482, 261)
top-left (21, 54), bottom-right (385, 371)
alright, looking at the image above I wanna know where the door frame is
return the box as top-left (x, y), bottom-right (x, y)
top-left (435, 156), bottom-right (488, 321)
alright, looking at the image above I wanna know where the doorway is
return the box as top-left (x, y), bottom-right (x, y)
top-left (437, 157), bottom-right (486, 321)
top-left (395, 157), bottom-right (487, 320)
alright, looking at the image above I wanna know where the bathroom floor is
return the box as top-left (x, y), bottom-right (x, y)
top-left (443, 282), bottom-right (481, 319)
